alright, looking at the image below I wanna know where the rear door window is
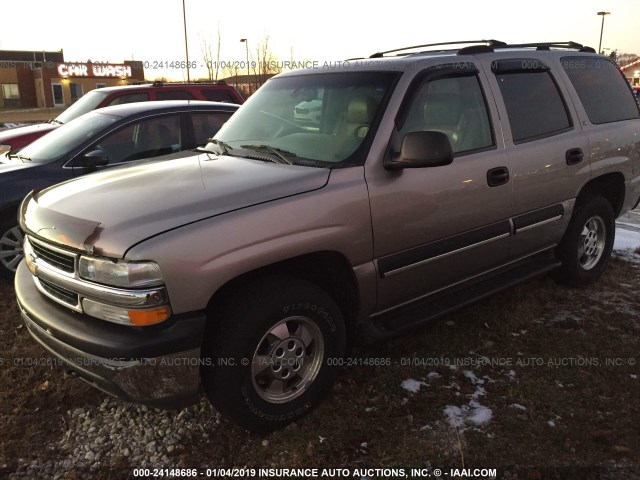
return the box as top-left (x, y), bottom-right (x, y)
top-left (90, 114), bottom-right (182, 164)
top-left (494, 60), bottom-right (571, 143)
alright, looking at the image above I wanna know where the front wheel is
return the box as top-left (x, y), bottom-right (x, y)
top-left (0, 217), bottom-right (24, 278)
top-left (555, 196), bottom-right (615, 286)
top-left (201, 276), bottom-right (346, 432)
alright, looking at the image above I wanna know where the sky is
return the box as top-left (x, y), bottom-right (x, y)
top-left (1, 0), bottom-right (638, 81)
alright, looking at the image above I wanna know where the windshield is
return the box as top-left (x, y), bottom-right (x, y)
top-left (55, 90), bottom-right (109, 124)
top-left (210, 71), bottom-right (398, 167)
top-left (17, 111), bottom-right (120, 163)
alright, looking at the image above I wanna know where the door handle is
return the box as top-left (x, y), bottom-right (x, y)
top-left (487, 166), bottom-right (510, 187)
top-left (566, 148), bottom-right (584, 166)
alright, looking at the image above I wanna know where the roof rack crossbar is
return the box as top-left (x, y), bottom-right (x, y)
top-left (498, 41), bottom-right (585, 50)
top-left (370, 39), bottom-right (507, 58)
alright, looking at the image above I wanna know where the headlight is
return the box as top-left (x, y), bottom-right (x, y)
top-left (79, 256), bottom-right (164, 288)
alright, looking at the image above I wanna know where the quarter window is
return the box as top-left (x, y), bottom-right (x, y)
top-left (108, 93), bottom-right (149, 106)
top-left (495, 70), bottom-right (571, 143)
top-left (562, 56), bottom-right (640, 124)
top-left (192, 112), bottom-right (233, 145)
top-left (399, 74), bottom-right (494, 154)
top-left (201, 90), bottom-right (239, 103)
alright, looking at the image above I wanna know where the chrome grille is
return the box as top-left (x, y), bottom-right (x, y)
top-left (29, 237), bottom-right (76, 273)
top-left (38, 277), bottom-right (80, 308)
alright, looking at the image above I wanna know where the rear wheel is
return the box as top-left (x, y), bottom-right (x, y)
top-left (0, 217), bottom-right (23, 278)
top-left (201, 276), bottom-right (346, 432)
top-left (555, 196), bottom-right (615, 286)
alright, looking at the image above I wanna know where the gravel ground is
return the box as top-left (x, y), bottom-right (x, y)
top-left (9, 398), bottom-right (219, 479)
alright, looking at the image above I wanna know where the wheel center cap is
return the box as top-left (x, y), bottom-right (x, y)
top-left (269, 338), bottom-right (306, 380)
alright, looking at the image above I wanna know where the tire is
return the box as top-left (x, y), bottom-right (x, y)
top-left (0, 217), bottom-right (24, 279)
top-left (555, 196), bottom-right (615, 286)
top-left (201, 276), bottom-right (346, 432)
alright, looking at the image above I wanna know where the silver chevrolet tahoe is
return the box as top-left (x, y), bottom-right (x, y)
top-left (14, 41), bottom-right (640, 432)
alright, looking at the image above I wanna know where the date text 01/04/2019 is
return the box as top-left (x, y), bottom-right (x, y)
top-left (131, 467), bottom-right (499, 478)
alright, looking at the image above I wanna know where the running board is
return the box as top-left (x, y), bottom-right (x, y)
top-left (370, 251), bottom-right (561, 337)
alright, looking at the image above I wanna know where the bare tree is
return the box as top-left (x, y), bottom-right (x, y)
top-left (222, 63), bottom-right (241, 87)
top-left (615, 52), bottom-right (639, 67)
top-left (251, 35), bottom-right (283, 91)
top-left (201, 39), bottom-right (214, 81)
top-left (200, 24), bottom-right (222, 82)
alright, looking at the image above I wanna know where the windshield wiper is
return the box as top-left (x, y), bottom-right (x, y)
top-left (48, 118), bottom-right (63, 125)
top-left (8, 152), bottom-right (31, 162)
top-left (240, 144), bottom-right (296, 165)
top-left (200, 138), bottom-right (234, 155)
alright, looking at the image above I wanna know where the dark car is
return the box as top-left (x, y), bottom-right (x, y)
top-left (0, 100), bottom-right (238, 276)
top-left (0, 81), bottom-right (244, 153)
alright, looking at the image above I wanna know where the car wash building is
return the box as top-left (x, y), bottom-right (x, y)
top-left (621, 59), bottom-right (640, 87)
top-left (0, 50), bottom-right (145, 108)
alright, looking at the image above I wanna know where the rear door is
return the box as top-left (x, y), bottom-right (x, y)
top-left (481, 56), bottom-right (590, 258)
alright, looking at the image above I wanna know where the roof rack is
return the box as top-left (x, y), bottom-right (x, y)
top-left (144, 80), bottom-right (229, 87)
top-left (370, 40), bottom-right (596, 59)
top-left (370, 40), bottom-right (507, 58)
top-left (491, 41), bottom-right (596, 53)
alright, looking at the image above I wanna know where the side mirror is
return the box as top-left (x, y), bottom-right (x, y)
top-left (77, 149), bottom-right (109, 169)
top-left (385, 131), bottom-right (453, 170)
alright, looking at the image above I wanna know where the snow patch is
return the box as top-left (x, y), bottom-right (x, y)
top-left (444, 400), bottom-right (492, 428)
top-left (401, 379), bottom-right (426, 394)
top-left (613, 227), bottom-right (640, 264)
top-left (614, 227), bottom-right (640, 251)
top-left (443, 375), bottom-right (492, 431)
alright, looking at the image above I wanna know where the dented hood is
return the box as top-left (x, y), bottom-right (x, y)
top-left (22, 153), bottom-right (330, 258)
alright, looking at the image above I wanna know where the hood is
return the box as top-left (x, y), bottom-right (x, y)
top-left (0, 123), bottom-right (57, 149)
top-left (0, 154), bottom-right (44, 205)
top-left (0, 153), bottom-right (38, 173)
top-left (24, 153), bottom-right (330, 257)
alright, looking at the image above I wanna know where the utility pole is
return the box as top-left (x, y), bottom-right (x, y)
top-left (240, 38), bottom-right (249, 95)
top-left (182, 0), bottom-right (191, 82)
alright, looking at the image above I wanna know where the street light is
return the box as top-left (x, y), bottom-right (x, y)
top-left (240, 38), bottom-right (250, 94)
top-left (182, 0), bottom-right (190, 82)
top-left (597, 11), bottom-right (610, 55)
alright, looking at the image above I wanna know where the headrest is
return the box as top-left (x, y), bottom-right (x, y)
top-left (347, 97), bottom-right (377, 124)
top-left (423, 93), bottom-right (462, 125)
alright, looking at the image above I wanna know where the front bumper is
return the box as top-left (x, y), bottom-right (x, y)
top-left (15, 261), bottom-right (206, 408)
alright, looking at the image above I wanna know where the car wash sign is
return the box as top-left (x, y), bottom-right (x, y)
top-left (57, 63), bottom-right (133, 78)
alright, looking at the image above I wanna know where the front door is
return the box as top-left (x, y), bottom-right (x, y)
top-left (366, 66), bottom-right (513, 312)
